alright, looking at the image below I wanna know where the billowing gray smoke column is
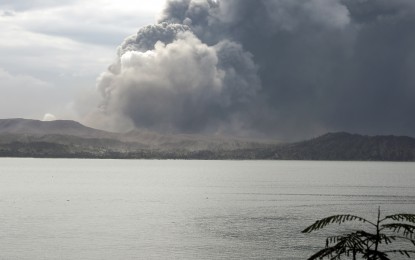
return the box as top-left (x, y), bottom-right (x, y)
top-left (96, 22), bottom-right (260, 134)
top-left (95, 0), bottom-right (415, 140)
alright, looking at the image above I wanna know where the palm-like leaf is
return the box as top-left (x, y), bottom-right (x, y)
top-left (377, 233), bottom-right (396, 245)
top-left (326, 231), bottom-right (375, 247)
top-left (302, 214), bottom-right (373, 233)
top-left (362, 249), bottom-right (391, 260)
top-left (325, 235), bottom-right (343, 247)
top-left (383, 214), bottom-right (415, 223)
top-left (303, 210), bottom-right (415, 259)
top-left (387, 235), bottom-right (415, 246)
top-left (308, 232), bottom-right (367, 259)
top-left (381, 223), bottom-right (415, 238)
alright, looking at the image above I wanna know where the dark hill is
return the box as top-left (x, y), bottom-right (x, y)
top-left (0, 119), bottom-right (275, 158)
top-left (0, 118), bottom-right (109, 138)
top-left (270, 132), bottom-right (415, 161)
top-left (0, 119), bottom-right (414, 161)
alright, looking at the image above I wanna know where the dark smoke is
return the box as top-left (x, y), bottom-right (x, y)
top-left (93, 0), bottom-right (415, 140)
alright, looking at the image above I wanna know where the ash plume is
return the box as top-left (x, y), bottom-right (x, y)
top-left (91, 0), bottom-right (415, 140)
top-left (95, 22), bottom-right (260, 134)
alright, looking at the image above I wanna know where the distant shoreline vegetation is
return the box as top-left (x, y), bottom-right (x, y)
top-left (0, 119), bottom-right (414, 161)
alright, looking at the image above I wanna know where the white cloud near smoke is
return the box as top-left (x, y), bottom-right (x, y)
top-left (42, 113), bottom-right (57, 121)
top-left (94, 23), bottom-right (260, 133)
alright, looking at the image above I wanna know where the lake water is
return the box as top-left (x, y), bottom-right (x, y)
top-left (0, 159), bottom-right (414, 259)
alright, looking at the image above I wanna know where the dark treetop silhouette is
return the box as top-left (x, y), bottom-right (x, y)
top-left (302, 208), bottom-right (415, 259)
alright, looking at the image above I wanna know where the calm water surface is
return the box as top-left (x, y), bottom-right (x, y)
top-left (0, 159), bottom-right (414, 259)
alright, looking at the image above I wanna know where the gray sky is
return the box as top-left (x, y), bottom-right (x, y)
top-left (2, 0), bottom-right (415, 140)
top-left (0, 0), bottom-right (165, 120)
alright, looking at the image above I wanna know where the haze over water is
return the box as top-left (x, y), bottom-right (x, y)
top-left (1, 159), bottom-right (415, 259)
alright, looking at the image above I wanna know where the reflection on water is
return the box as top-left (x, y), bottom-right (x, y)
top-left (0, 159), bottom-right (414, 259)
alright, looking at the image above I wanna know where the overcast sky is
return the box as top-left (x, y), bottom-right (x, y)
top-left (1, 0), bottom-right (415, 141)
top-left (0, 0), bottom-right (165, 120)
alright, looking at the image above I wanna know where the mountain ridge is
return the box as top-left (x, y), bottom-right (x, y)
top-left (0, 118), bottom-right (109, 137)
top-left (0, 119), bottom-right (414, 161)
top-left (270, 132), bottom-right (415, 161)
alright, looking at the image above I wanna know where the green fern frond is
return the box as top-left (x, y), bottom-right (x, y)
top-left (383, 214), bottom-right (415, 223)
top-left (302, 214), bottom-right (373, 233)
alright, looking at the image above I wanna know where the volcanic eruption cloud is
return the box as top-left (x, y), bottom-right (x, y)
top-left (93, 0), bottom-right (415, 140)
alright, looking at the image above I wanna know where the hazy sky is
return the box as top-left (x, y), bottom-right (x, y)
top-left (2, 0), bottom-right (415, 140)
top-left (0, 0), bottom-right (164, 120)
